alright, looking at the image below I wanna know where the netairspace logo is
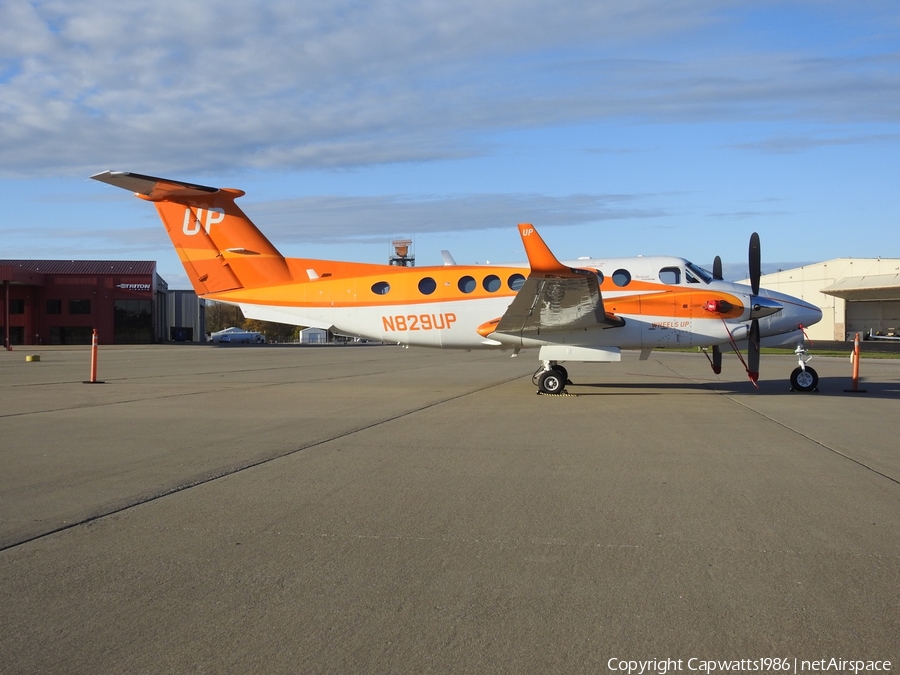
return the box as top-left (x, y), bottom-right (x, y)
top-left (607, 658), bottom-right (892, 675)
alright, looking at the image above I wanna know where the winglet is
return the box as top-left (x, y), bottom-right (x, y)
top-left (517, 223), bottom-right (570, 275)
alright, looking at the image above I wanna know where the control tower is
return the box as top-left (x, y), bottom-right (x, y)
top-left (389, 239), bottom-right (414, 267)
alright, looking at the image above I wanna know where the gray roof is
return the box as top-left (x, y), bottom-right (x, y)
top-left (821, 273), bottom-right (900, 301)
top-left (0, 260), bottom-right (156, 275)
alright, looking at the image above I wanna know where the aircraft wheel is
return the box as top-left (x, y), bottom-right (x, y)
top-left (538, 369), bottom-right (566, 394)
top-left (551, 365), bottom-right (568, 383)
top-left (790, 366), bottom-right (818, 392)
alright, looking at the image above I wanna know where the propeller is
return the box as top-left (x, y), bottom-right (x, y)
top-left (747, 232), bottom-right (762, 385)
top-left (711, 256), bottom-right (723, 374)
top-left (748, 232), bottom-right (761, 295)
top-left (708, 235), bottom-right (778, 387)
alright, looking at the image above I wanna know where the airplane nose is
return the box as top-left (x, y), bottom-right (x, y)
top-left (803, 301), bottom-right (823, 328)
top-left (786, 297), bottom-right (822, 329)
top-left (761, 290), bottom-right (822, 331)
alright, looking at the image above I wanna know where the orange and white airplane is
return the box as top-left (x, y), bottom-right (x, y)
top-left (92, 171), bottom-right (823, 393)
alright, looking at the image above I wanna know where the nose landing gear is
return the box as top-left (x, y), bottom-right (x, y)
top-left (790, 343), bottom-right (818, 392)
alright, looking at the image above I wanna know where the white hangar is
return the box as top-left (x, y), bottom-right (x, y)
top-left (750, 258), bottom-right (900, 342)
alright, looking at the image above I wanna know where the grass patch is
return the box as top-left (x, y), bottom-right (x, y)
top-left (759, 348), bottom-right (900, 359)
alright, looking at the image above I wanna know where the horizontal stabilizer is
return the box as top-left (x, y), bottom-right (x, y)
top-left (90, 171), bottom-right (231, 201)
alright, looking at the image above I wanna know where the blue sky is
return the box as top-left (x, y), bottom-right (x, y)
top-left (1, 1), bottom-right (898, 288)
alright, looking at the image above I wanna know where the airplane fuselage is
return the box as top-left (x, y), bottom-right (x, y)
top-left (207, 254), bottom-right (821, 353)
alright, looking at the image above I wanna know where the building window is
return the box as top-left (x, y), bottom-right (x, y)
top-left (9, 299), bottom-right (25, 314)
top-left (114, 300), bottom-right (153, 344)
top-left (46, 299), bottom-right (62, 314)
top-left (69, 299), bottom-right (92, 314)
top-left (49, 326), bottom-right (94, 345)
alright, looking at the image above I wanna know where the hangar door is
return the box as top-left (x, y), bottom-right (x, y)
top-left (846, 300), bottom-right (900, 338)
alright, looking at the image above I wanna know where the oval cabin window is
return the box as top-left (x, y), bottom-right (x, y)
top-left (611, 269), bottom-right (632, 287)
top-left (418, 277), bottom-right (437, 295)
top-left (458, 276), bottom-right (477, 293)
top-left (508, 273), bottom-right (526, 291)
top-left (483, 275), bottom-right (501, 292)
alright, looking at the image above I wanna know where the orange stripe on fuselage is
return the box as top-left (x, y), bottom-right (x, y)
top-left (204, 259), bottom-right (745, 317)
top-left (607, 289), bottom-right (744, 319)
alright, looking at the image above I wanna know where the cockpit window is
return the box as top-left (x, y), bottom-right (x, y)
top-left (685, 262), bottom-right (713, 284)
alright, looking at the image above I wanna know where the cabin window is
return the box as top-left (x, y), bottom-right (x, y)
top-left (611, 269), bottom-right (632, 287)
top-left (371, 281), bottom-right (391, 295)
top-left (483, 275), bottom-right (501, 292)
top-left (458, 276), bottom-right (477, 294)
top-left (418, 277), bottom-right (437, 295)
top-left (659, 267), bottom-right (681, 285)
top-left (596, 271), bottom-right (604, 284)
top-left (508, 273), bottom-right (526, 291)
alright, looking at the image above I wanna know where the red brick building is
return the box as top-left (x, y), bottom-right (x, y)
top-left (0, 260), bottom-right (169, 347)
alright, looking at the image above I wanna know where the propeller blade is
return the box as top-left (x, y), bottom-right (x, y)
top-left (749, 232), bottom-right (761, 295)
top-left (713, 255), bottom-right (723, 281)
top-left (747, 319), bottom-right (760, 385)
top-left (712, 344), bottom-right (722, 374)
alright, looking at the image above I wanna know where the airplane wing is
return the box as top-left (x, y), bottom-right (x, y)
top-left (492, 224), bottom-right (624, 340)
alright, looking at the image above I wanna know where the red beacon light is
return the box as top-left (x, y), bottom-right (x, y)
top-left (704, 299), bottom-right (732, 314)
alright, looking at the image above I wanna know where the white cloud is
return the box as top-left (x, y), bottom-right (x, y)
top-left (248, 192), bottom-right (668, 242)
top-left (0, 1), bottom-right (898, 177)
top-left (728, 130), bottom-right (900, 153)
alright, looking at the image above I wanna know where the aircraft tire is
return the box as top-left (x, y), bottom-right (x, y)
top-left (551, 365), bottom-right (568, 384)
top-left (538, 369), bottom-right (566, 394)
top-left (790, 366), bottom-right (818, 392)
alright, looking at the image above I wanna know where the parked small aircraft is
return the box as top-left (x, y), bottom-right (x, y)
top-left (92, 171), bottom-right (823, 393)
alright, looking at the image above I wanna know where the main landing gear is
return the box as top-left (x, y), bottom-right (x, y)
top-left (790, 343), bottom-right (819, 392)
top-left (533, 361), bottom-right (570, 395)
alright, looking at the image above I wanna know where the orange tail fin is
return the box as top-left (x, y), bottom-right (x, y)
top-left (91, 171), bottom-right (292, 295)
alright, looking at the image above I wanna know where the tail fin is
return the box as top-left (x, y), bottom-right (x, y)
top-left (91, 171), bottom-right (292, 295)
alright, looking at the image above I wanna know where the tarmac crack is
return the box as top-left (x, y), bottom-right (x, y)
top-left (714, 391), bottom-right (900, 487)
top-left (655, 358), bottom-right (900, 488)
top-left (0, 372), bottom-right (527, 553)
